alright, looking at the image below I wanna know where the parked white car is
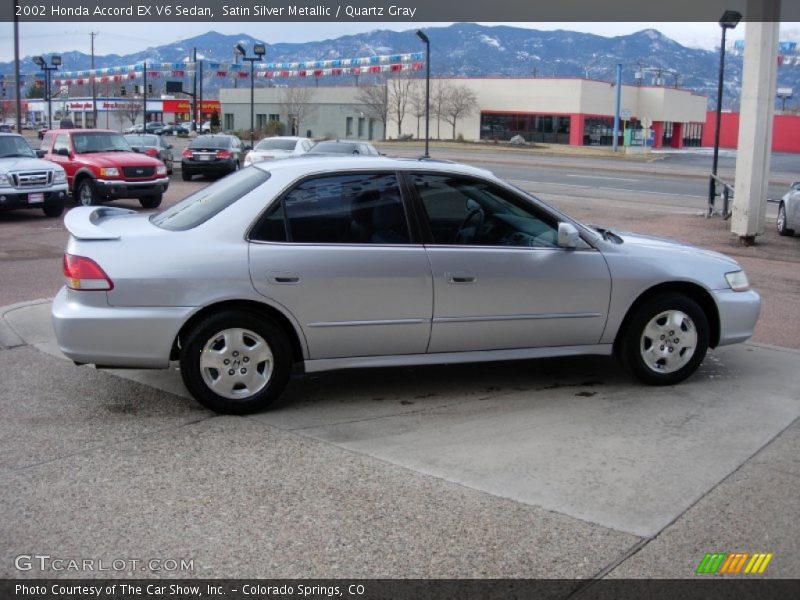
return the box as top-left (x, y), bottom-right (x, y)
top-left (244, 136), bottom-right (313, 166)
top-left (778, 181), bottom-right (800, 237)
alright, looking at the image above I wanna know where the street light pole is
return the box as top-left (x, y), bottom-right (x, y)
top-left (709, 10), bottom-right (742, 212)
top-left (236, 43), bottom-right (265, 148)
top-left (416, 29), bottom-right (430, 158)
top-left (33, 55), bottom-right (60, 129)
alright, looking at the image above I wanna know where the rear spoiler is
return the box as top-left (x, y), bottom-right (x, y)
top-left (64, 206), bottom-right (136, 240)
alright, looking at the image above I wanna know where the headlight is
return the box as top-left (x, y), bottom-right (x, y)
top-left (725, 270), bottom-right (750, 292)
top-left (156, 165), bottom-right (167, 175)
top-left (0, 173), bottom-right (8, 185)
top-left (53, 170), bottom-right (66, 183)
top-left (99, 167), bottom-right (119, 177)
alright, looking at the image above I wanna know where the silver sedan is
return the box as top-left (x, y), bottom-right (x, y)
top-left (52, 157), bottom-right (760, 413)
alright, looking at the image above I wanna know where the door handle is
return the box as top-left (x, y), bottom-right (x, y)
top-left (267, 272), bottom-right (301, 284)
top-left (445, 271), bottom-right (477, 284)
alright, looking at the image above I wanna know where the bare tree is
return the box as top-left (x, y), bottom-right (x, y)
top-left (280, 86), bottom-right (317, 136)
top-left (409, 81), bottom-right (427, 139)
top-left (442, 84), bottom-right (478, 140)
top-left (388, 75), bottom-right (414, 137)
top-left (356, 84), bottom-right (388, 139)
top-left (430, 80), bottom-right (454, 140)
top-left (119, 100), bottom-right (142, 127)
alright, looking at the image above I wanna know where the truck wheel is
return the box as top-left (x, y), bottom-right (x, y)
top-left (76, 179), bottom-right (99, 206)
top-left (139, 195), bottom-right (162, 209)
top-left (182, 171), bottom-right (192, 181)
top-left (42, 201), bottom-right (65, 218)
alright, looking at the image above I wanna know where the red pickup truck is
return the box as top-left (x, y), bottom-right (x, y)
top-left (40, 129), bottom-right (169, 208)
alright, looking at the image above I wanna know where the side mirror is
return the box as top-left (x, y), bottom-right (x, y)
top-left (557, 222), bottom-right (581, 249)
top-left (792, 182), bottom-right (800, 191)
top-left (35, 149), bottom-right (46, 158)
top-left (56, 147), bottom-right (70, 157)
top-left (131, 147), bottom-right (140, 153)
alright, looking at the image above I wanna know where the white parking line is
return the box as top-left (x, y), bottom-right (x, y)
top-left (565, 174), bottom-right (639, 182)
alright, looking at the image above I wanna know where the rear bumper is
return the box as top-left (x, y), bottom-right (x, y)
top-left (0, 188), bottom-right (67, 210)
top-left (182, 159), bottom-right (235, 174)
top-left (93, 177), bottom-right (170, 199)
top-left (713, 288), bottom-right (761, 346)
top-left (51, 287), bottom-right (195, 368)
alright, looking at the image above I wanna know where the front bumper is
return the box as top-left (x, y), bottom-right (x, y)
top-left (93, 177), bottom-right (170, 199)
top-left (51, 287), bottom-right (195, 368)
top-left (0, 187), bottom-right (67, 210)
top-left (713, 288), bottom-right (761, 346)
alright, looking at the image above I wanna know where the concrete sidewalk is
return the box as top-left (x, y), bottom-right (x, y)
top-left (1, 299), bottom-right (799, 579)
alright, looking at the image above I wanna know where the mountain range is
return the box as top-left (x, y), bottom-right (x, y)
top-left (3, 23), bottom-right (799, 110)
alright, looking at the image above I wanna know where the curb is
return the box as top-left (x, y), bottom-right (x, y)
top-left (0, 298), bottom-right (51, 349)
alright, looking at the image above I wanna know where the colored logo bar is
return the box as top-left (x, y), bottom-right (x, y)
top-left (696, 552), bottom-right (773, 574)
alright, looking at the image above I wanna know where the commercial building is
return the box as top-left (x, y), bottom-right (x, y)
top-left (701, 111), bottom-right (800, 153)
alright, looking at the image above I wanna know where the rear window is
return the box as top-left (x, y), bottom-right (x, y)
top-left (189, 136), bottom-right (231, 149)
top-left (151, 168), bottom-right (270, 231)
top-left (311, 142), bottom-right (360, 154)
top-left (125, 135), bottom-right (157, 146)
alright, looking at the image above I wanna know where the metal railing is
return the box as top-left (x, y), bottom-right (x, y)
top-left (708, 173), bottom-right (734, 220)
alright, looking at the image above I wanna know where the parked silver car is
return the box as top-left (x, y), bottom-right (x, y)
top-left (52, 157), bottom-right (760, 413)
top-left (778, 181), bottom-right (800, 236)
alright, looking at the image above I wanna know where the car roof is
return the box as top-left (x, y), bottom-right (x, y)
top-left (252, 155), bottom-right (494, 179)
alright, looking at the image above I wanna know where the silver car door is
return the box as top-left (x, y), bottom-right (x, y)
top-left (409, 172), bottom-right (611, 353)
top-left (248, 171), bottom-right (433, 360)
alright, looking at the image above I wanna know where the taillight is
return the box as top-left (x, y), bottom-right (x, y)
top-left (182, 149), bottom-right (192, 158)
top-left (144, 148), bottom-right (159, 157)
top-left (216, 149), bottom-right (231, 158)
top-left (63, 254), bottom-right (114, 291)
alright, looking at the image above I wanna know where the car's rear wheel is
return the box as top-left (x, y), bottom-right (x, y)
top-left (139, 194), bottom-right (162, 209)
top-left (180, 310), bottom-right (292, 414)
top-left (76, 179), bottom-right (99, 206)
top-left (777, 202), bottom-right (794, 236)
top-left (42, 201), bottom-right (64, 218)
top-left (181, 170), bottom-right (192, 181)
top-left (619, 293), bottom-right (709, 385)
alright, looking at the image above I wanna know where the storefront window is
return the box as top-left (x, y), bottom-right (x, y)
top-left (480, 112), bottom-right (570, 144)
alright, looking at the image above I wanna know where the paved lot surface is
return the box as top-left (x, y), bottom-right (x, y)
top-left (1, 148), bottom-right (799, 581)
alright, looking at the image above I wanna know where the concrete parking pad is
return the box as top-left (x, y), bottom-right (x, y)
top-left (4, 300), bottom-right (800, 542)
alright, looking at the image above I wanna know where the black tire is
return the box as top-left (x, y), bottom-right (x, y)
top-left (76, 178), bottom-right (99, 206)
top-left (139, 194), bottom-right (162, 209)
top-left (180, 310), bottom-right (292, 414)
top-left (181, 170), bottom-right (192, 181)
top-left (230, 160), bottom-right (240, 174)
top-left (777, 202), bottom-right (794, 236)
top-left (618, 293), bottom-right (709, 386)
top-left (42, 201), bottom-right (65, 218)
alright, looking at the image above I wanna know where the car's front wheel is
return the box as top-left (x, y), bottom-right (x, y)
top-left (139, 194), bottom-right (162, 209)
top-left (180, 310), bottom-right (292, 414)
top-left (777, 202), bottom-right (794, 236)
top-left (619, 293), bottom-right (709, 385)
top-left (76, 179), bottom-right (99, 206)
top-left (42, 200), bottom-right (64, 218)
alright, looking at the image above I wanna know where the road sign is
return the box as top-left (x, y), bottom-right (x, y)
top-left (621, 109), bottom-right (631, 120)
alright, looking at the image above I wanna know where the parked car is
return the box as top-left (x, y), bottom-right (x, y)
top-left (0, 124), bottom-right (13, 133)
top-left (243, 136), bottom-right (312, 166)
top-left (181, 134), bottom-right (245, 180)
top-left (0, 133), bottom-right (67, 217)
top-left (51, 157), bottom-right (761, 414)
top-left (777, 181), bottom-right (800, 237)
top-left (40, 129), bottom-right (169, 209)
top-left (307, 140), bottom-right (380, 156)
top-left (158, 124), bottom-right (189, 136)
top-left (123, 124), bottom-right (144, 134)
top-left (144, 122), bottom-right (165, 134)
top-left (124, 133), bottom-right (174, 174)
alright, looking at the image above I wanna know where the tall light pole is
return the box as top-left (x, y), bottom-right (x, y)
top-left (416, 29), bottom-right (430, 158)
top-left (709, 9), bottom-right (742, 211)
top-left (33, 54), bottom-right (61, 129)
top-left (236, 43), bottom-right (265, 148)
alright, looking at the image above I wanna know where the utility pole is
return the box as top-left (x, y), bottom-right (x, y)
top-left (143, 61), bottom-right (147, 125)
top-left (192, 47), bottom-right (197, 131)
top-left (90, 31), bottom-right (98, 127)
top-left (198, 58), bottom-right (203, 131)
top-left (13, 5), bottom-right (23, 132)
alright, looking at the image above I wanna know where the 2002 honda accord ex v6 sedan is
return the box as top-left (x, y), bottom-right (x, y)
top-left (52, 157), bottom-right (761, 413)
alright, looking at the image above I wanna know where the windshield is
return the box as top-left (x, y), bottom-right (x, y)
top-left (0, 135), bottom-right (35, 158)
top-left (151, 168), bottom-right (270, 231)
top-left (311, 142), bottom-right (358, 154)
top-left (255, 139), bottom-right (296, 151)
top-left (72, 132), bottom-right (131, 153)
top-left (189, 136), bottom-right (231, 149)
top-left (125, 135), bottom-right (158, 146)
